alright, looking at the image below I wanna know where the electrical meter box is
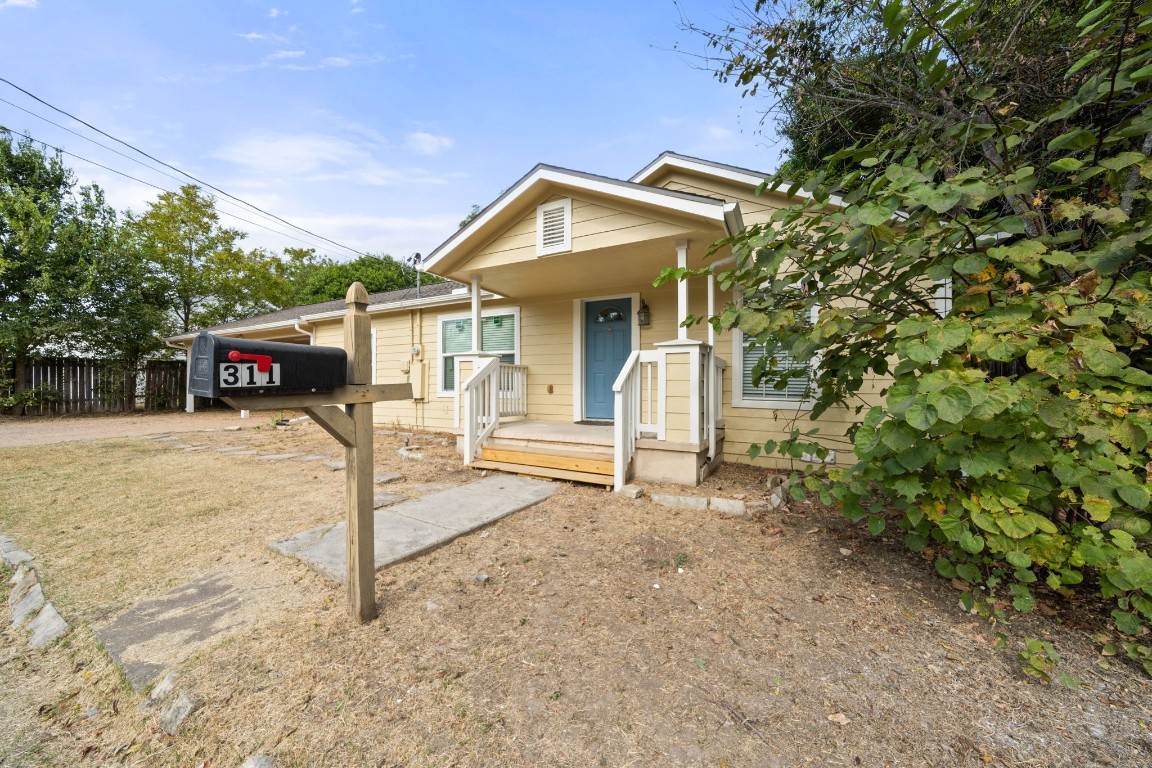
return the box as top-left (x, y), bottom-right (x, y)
top-left (187, 332), bottom-right (347, 398)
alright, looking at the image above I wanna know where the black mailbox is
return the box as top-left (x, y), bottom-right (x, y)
top-left (187, 332), bottom-right (347, 398)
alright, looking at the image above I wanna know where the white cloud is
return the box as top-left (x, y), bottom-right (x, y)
top-left (268, 7), bottom-right (282, 17)
top-left (237, 31), bottom-right (287, 43)
top-left (321, 56), bottom-right (351, 67)
top-left (705, 125), bottom-right (735, 140)
top-left (268, 50), bottom-right (305, 61)
top-left (404, 132), bottom-right (454, 156)
top-left (214, 132), bottom-right (455, 187)
top-left (0, 0), bottom-right (38, 8)
top-left (279, 53), bottom-right (384, 71)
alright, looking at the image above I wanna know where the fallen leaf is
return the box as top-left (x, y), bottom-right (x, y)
top-left (828, 713), bottom-right (850, 725)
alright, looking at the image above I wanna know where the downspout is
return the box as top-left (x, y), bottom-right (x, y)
top-left (293, 320), bottom-right (315, 345)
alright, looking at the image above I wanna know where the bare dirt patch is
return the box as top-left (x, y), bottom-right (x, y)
top-left (2, 419), bottom-right (1151, 767)
top-left (0, 409), bottom-right (250, 448)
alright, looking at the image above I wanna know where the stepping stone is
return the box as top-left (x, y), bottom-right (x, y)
top-left (11, 582), bottom-right (45, 627)
top-left (27, 603), bottom-right (68, 648)
top-left (373, 493), bottom-right (407, 509)
top-left (159, 692), bottom-right (203, 736)
top-left (271, 476), bottom-right (558, 582)
top-left (181, 446), bottom-right (209, 452)
top-left (254, 453), bottom-right (302, 461)
top-left (374, 472), bottom-right (403, 484)
top-left (229, 450), bottom-right (258, 456)
top-left (2, 549), bottom-right (33, 567)
top-left (224, 426), bottom-right (242, 431)
top-left (96, 573), bottom-right (244, 688)
top-left (149, 434), bottom-right (176, 441)
top-left (324, 461), bottom-right (346, 471)
top-left (217, 446), bottom-right (250, 453)
top-left (295, 454), bottom-right (332, 462)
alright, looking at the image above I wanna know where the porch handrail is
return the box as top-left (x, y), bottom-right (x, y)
top-left (612, 350), bottom-right (643, 491)
top-left (498, 363), bottom-right (528, 417)
top-left (461, 356), bottom-right (500, 465)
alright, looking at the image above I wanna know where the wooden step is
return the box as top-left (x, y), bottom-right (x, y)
top-left (481, 445), bottom-right (614, 476)
top-left (470, 459), bottom-right (614, 489)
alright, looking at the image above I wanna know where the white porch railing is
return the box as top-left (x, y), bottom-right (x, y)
top-left (612, 350), bottom-right (665, 490)
top-left (499, 364), bottom-right (528, 417)
top-left (460, 356), bottom-right (500, 465)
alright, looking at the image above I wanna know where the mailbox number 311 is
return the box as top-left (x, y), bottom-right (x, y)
top-left (219, 362), bottom-right (281, 388)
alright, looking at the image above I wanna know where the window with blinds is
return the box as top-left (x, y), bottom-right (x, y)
top-left (536, 198), bottom-right (571, 255)
top-left (737, 297), bottom-right (815, 405)
top-left (741, 338), bottom-right (812, 402)
top-left (440, 314), bottom-right (517, 392)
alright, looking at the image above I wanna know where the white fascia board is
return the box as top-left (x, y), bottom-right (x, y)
top-left (632, 153), bottom-right (847, 210)
top-left (300, 292), bottom-right (477, 323)
top-left (631, 154), bottom-right (768, 187)
top-left (421, 166), bottom-right (729, 272)
top-left (165, 319), bottom-right (302, 344)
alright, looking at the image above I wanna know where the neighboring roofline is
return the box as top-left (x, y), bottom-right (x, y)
top-left (421, 163), bottom-right (736, 273)
top-left (164, 291), bottom-right (474, 344)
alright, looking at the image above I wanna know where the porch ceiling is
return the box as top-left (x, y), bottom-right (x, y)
top-left (447, 229), bottom-right (726, 300)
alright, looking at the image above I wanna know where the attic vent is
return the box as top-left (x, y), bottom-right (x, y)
top-left (536, 198), bottom-right (571, 256)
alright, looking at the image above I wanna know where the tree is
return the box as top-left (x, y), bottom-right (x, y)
top-left (0, 130), bottom-right (118, 407)
top-left (125, 185), bottom-right (291, 333)
top-left (292, 253), bottom-right (437, 305)
top-left (679, 1), bottom-right (1152, 675)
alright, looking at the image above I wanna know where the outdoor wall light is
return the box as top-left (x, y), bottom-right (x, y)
top-left (637, 299), bottom-right (651, 327)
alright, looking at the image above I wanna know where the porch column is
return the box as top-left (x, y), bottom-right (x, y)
top-left (676, 239), bottom-right (689, 340)
top-left (470, 275), bottom-right (482, 352)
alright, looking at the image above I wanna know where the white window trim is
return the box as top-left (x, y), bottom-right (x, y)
top-left (730, 289), bottom-right (819, 411)
top-left (536, 198), bottom-right (572, 256)
top-left (436, 307), bottom-right (521, 398)
top-left (934, 278), bottom-right (953, 318)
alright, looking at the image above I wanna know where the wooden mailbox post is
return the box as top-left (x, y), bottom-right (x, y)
top-left (214, 283), bottom-right (410, 623)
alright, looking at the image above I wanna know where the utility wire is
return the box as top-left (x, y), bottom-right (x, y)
top-left (0, 94), bottom-right (334, 248)
top-left (0, 77), bottom-right (365, 258)
top-left (0, 124), bottom-right (347, 257)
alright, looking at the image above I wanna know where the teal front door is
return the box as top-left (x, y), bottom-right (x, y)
top-left (584, 298), bottom-right (631, 420)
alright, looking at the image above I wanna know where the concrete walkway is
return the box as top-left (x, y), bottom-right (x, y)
top-left (271, 474), bottom-right (557, 581)
top-left (95, 474), bottom-right (557, 688)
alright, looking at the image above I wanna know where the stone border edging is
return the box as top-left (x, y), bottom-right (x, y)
top-left (3, 535), bottom-right (70, 649)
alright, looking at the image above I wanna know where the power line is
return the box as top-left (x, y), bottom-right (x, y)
top-left (0, 94), bottom-right (347, 252)
top-left (0, 124), bottom-right (348, 257)
top-left (0, 77), bottom-right (366, 258)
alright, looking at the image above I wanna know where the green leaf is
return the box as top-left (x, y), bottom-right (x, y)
top-left (1117, 484), bottom-right (1151, 510)
top-left (998, 513), bottom-right (1038, 539)
top-left (1047, 157), bottom-right (1084, 173)
top-left (1006, 551), bottom-right (1032, 568)
top-left (953, 254), bottom-right (989, 274)
top-left (1113, 609), bottom-right (1143, 636)
top-left (927, 387), bottom-right (973, 423)
top-left (959, 531), bottom-right (985, 555)
top-left (1011, 583), bottom-right (1035, 612)
top-left (1082, 495), bottom-right (1113, 522)
top-left (867, 515), bottom-right (886, 535)
top-left (935, 557), bottom-right (957, 579)
top-left (1118, 554), bottom-right (1152, 590)
top-left (905, 400), bottom-right (939, 430)
top-left (857, 201), bottom-right (895, 225)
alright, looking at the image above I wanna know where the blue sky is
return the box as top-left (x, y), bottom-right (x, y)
top-left (0, 0), bottom-right (780, 262)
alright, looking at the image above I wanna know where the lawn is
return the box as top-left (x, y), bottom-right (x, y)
top-left (2, 418), bottom-right (1151, 767)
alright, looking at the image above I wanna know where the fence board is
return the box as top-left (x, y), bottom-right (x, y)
top-left (1, 357), bottom-right (187, 415)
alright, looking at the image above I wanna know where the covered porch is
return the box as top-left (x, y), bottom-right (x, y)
top-left (420, 164), bottom-right (740, 490)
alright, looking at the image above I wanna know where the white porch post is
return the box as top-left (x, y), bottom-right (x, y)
top-left (676, 239), bottom-right (689, 340)
top-left (470, 276), bottom-right (482, 352)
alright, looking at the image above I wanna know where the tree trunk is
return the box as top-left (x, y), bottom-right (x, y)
top-left (12, 357), bottom-right (28, 417)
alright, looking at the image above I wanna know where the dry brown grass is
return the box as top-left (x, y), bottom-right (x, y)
top-left (3, 418), bottom-right (1152, 767)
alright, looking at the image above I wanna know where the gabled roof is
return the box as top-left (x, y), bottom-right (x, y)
top-left (167, 280), bottom-right (468, 342)
top-left (631, 151), bottom-right (772, 187)
top-left (421, 162), bottom-right (741, 274)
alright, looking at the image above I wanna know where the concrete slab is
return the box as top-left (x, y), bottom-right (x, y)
top-left (271, 475), bottom-right (558, 582)
top-left (96, 573), bottom-right (245, 688)
top-left (324, 461), bottom-right (345, 471)
top-left (295, 454), bottom-right (332, 462)
top-left (374, 472), bottom-right (403, 484)
top-left (254, 453), bottom-right (302, 461)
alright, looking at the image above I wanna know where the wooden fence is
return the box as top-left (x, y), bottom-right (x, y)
top-left (2, 357), bottom-right (187, 416)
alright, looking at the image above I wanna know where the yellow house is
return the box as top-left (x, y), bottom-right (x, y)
top-left (170, 153), bottom-right (869, 490)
